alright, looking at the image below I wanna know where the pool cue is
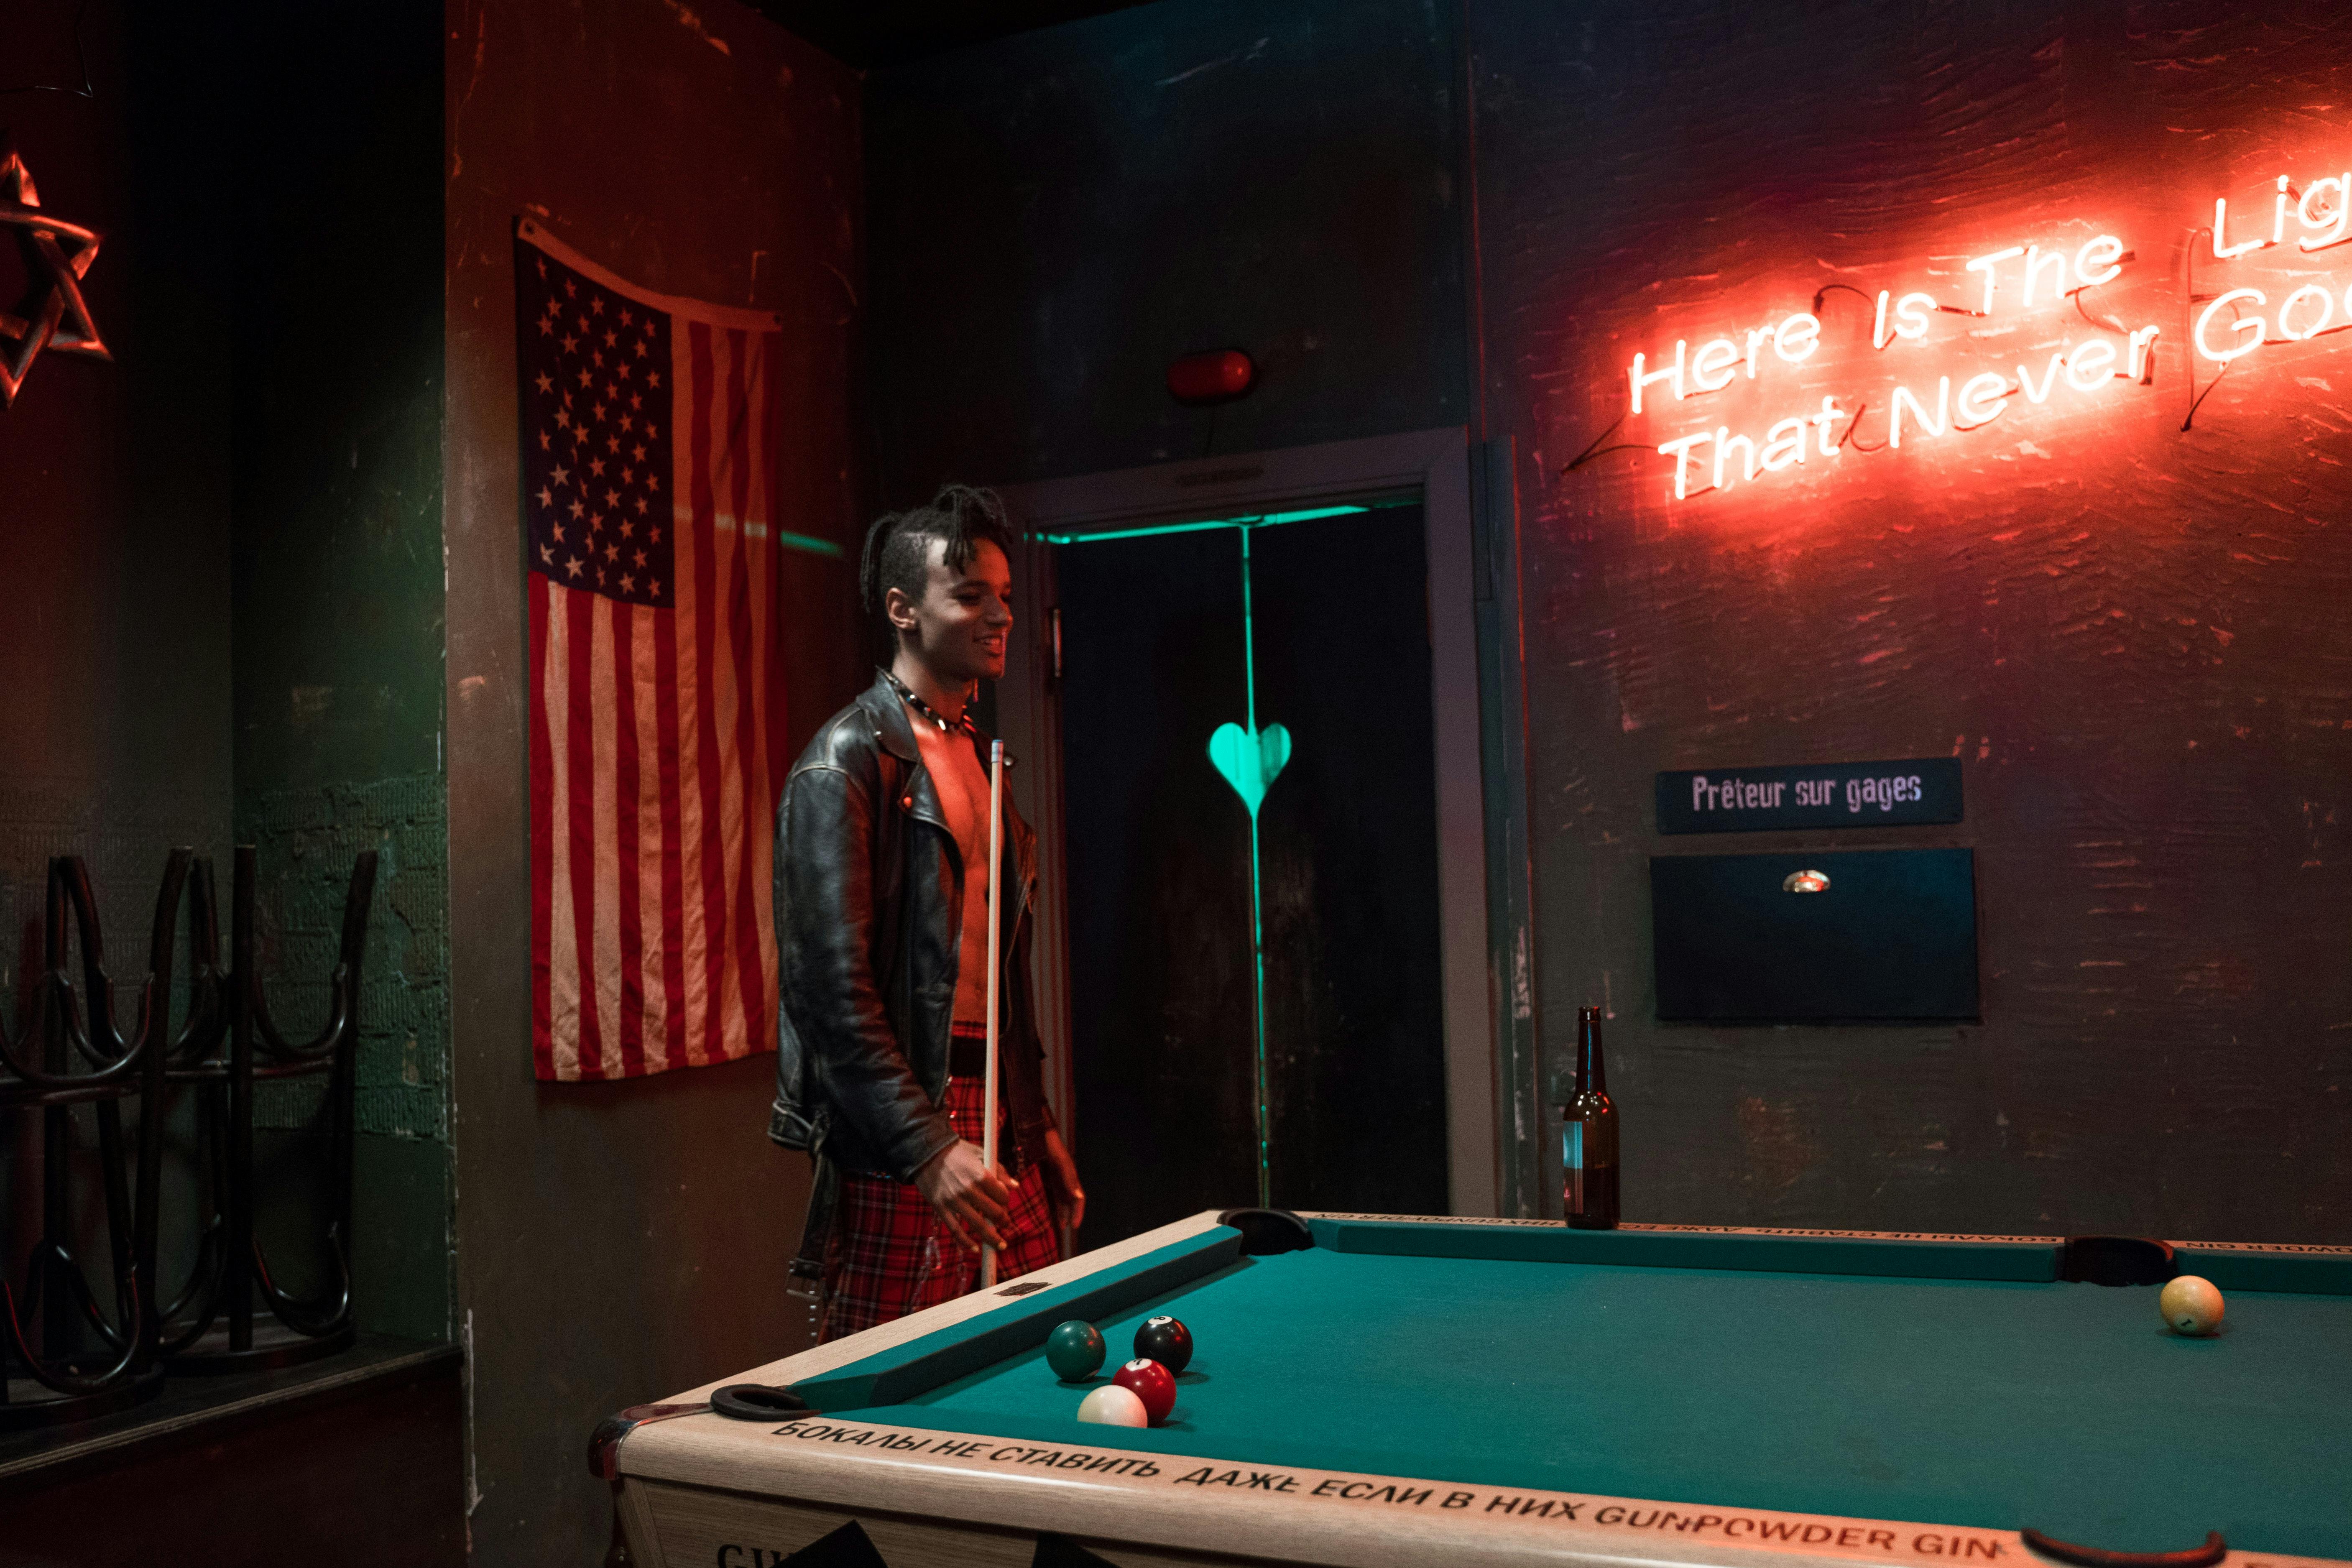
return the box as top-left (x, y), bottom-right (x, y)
top-left (980, 737), bottom-right (1005, 1289)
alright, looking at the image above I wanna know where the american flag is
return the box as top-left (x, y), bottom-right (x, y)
top-left (518, 224), bottom-right (786, 1081)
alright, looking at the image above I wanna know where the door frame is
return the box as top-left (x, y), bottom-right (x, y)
top-left (994, 427), bottom-right (1505, 1218)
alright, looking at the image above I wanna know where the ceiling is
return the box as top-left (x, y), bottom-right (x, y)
top-left (750, 1), bottom-right (1160, 71)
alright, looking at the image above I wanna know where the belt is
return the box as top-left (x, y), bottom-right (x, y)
top-left (947, 1034), bottom-right (991, 1077)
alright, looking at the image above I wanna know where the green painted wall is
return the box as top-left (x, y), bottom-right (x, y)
top-left (230, 1), bottom-right (453, 1343)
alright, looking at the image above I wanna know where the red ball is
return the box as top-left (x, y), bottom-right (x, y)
top-left (1112, 1357), bottom-right (1177, 1423)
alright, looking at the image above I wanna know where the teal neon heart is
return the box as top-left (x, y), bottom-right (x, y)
top-left (1208, 721), bottom-right (1292, 815)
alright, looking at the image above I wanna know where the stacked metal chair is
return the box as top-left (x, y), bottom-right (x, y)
top-left (0, 844), bottom-right (376, 1427)
top-left (159, 846), bottom-right (375, 1372)
top-left (0, 851), bottom-right (193, 1428)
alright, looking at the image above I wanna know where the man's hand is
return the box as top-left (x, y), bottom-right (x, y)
top-left (1040, 1126), bottom-right (1086, 1233)
top-left (913, 1139), bottom-right (1011, 1252)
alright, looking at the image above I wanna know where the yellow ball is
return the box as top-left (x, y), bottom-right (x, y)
top-left (2159, 1274), bottom-right (2225, 1337)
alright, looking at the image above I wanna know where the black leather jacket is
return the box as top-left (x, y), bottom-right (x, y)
top-left (768, 672), bottom-right (1053, 1181)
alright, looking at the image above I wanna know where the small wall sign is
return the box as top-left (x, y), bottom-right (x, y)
top-left (1656, 758), bottom-right (1961, 835)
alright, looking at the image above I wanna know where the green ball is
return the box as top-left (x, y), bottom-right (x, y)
top-left (1044, 1320), bottom-right (1106, 1381)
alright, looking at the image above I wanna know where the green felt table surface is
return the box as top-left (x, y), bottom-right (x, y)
top-left (817, 1225), bottom-right (2352, 1560)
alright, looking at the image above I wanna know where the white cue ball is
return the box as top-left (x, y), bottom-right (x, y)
top-left (2159, 1274), bottom-right (2225, 1337)
top-left (1077, 1384), bottom-right (1150, 1427)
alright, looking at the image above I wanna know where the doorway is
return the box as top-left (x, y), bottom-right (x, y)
top-left (1053, 505), bottom-right (1446, 1246)
top-left (995, 429), bottom-right (1500, 1242)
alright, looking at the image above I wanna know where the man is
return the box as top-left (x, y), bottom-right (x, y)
top-left (771, 484), bottom-right (1084, 1341)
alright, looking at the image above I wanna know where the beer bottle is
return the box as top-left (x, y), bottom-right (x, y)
top-left (1563, 1006), bottom-right (1619, 1229)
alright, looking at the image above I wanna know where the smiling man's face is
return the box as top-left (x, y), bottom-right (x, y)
top-left (889, 534), bottom-right (1012, 685)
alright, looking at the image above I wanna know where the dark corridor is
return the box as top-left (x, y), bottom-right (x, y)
top-left (1056, 506), bottom-right (1448, 1250)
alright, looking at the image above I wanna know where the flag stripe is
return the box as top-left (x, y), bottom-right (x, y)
top-left (611, 593), bottom-right (648, 1080)
top-left (751, 334), bottom-right (785, 1039)
top-left (544, 577), bottom-right (579, 1080)
top-left (530, 577), bottom-right (557, 1080)
top-left (724, 329), bottom-right (766, 1059)
top-left (589, 590), bottom-right (624, 1078)
top-left (631, 605), bottom-right (669, 1072)
top-left (566, 580), bottom-right (606, 1079)
top-left (689, 322), bottom-right (730, 1067)
top-left (654, 527), bottom-right (690, 1075)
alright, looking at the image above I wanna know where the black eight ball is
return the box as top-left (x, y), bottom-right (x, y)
top-left (1132, 1315), bottom-right (1193, 1374)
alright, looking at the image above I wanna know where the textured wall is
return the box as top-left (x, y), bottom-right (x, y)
top-left (248, 776), bottom-right (451, 1144)
top-left (442, 0), bottom-right (864, 1560)
top-left (866, 0), bottom-right (1468, 497)
top-left (0, 0), bottom-right (232, 1019)
top-left (230, 0), bottom-right (453, 1343)
top-left (1475, 0), bottom-right (2352, 1241)
top-left (0, 3), bottom-right (235, 1316)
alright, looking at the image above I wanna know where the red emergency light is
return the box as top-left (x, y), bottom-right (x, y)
top-left (1167, 348), bottom-right (1254, 405)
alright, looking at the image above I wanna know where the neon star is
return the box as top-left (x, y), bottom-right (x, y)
top-left (0, 141), bottom-right (113, 405)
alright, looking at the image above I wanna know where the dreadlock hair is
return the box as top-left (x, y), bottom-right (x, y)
top-left (858, 483), bottom-right (1016, 648)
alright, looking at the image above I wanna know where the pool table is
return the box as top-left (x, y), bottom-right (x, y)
top-left (593, 1211), bottom-right (2352, 1568)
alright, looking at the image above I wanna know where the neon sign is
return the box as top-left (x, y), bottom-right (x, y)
top-left (1619, 157), bottom-right (2352, 502)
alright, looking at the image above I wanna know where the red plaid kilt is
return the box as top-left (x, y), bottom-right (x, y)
top-left (820, 1039), bottom-right (1060, 1342)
